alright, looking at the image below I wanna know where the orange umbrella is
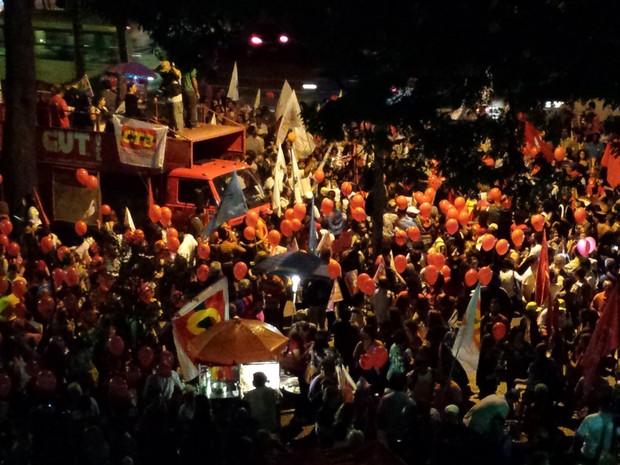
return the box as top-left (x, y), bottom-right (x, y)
top-left (188, 317), bottom-right (288, 365)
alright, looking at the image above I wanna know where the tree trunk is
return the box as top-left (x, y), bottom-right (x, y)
top-left (70, 0), bottom-right (86, 79)
top-left (116, 20), bottom-right (129, 63)
top-left (2, 0), bottom-right (37, 218)
top-left (371, 131), bottom-right (389, 257)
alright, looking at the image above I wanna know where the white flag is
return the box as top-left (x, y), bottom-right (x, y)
top-left (290, 148), bottom-right (303, 205)
top-left (227, 62), bottom-right (239, 101)
top-left (272, 145), bottom-right (287, 216)
top-left (293, 126), bottom-right (317, 158)
top-left (276, 80), bottom-right (293, 120)
top-left (254, 89), bottom-right (261, 110)
top-left (83, 199), bottom-right (96, 219)
top-left (210, 112), bottom-right (217, 125)
top-left (452, 283), bottom-right (482, 375)
top-left (276, 90), bottom-right (302, 148)
top-left (124, 207), bottom-right (136, 231)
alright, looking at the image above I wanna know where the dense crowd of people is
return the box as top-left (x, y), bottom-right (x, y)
top-left (3, 79), bottom-right (620, 465)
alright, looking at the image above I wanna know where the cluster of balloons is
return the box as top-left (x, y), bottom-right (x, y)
top-left (359, 344), bottom-right (389, 370)
top-left (148, 204), bottom-right (173, 228)
top-left (357, 273), bottom-right (376, 296)
top-left (577, 236), bottom-right (597, 256)
top-left (76, 169), bottom-right (99, 190)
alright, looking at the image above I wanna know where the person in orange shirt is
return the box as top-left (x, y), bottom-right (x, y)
top-left (591, 280), bottom-right (612, 315)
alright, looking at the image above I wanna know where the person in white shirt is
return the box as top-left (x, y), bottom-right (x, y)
top-left (177, 232), bottom-right (198, 265)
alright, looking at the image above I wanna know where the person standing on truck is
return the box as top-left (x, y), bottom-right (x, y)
top-left (123, 82), bottom-right (144, 119)
top-left (49, 85), bottom-right (71, 128)
top-left (156, 60), bottom-right (184, 132)
top-left (181, 68), bottom-right (200, 129)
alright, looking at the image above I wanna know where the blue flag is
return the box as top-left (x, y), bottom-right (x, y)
top-left (202, 171), bottom-right (248, 239)
top-left (309, 196), bottom-right (317, 254)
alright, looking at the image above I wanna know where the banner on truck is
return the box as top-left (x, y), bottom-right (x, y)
top-left (113, 116), bottom-right (168, 169)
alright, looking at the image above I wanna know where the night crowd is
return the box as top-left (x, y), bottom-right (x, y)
top-left (2, 79), bottom-right (620, 465)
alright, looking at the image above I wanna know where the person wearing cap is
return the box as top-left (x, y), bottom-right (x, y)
top-left (243, 371), bottom-right (281, 433)
top-left (156, 60), bottom-right (184, 132)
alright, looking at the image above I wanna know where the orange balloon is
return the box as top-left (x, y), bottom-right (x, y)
top-left (554, 146), bottom-right (566, 162)
top-left (57, 245), bottom-right (69, 261)
top-left (134, 229), bottom-right (145, 243)
top-left (407, 226), bottom-right (420, 242)
top-left (495, 239), bottom-right (509, 256)
top-left (197, 242), bottom-right (211, 260)
top-left (574, 207), bottom-right (586, 225)
top-left (394, 255), bottom-right (408, 273)
top-left (464, 269), bottom-right (479, 287)
top-left (245, 210), bottom-right (259, 228)
top-left (341, 182), bottom-right (353, 197)
top-left (313, 169), bottom-right (325, 183)
top-left (281, 219), bottom-right (293, 237)
top-left (101, 204), bottom-right (112, 216)
top-left (290, 218), bottom-right (302, 232)
top-left (454, 196), bottom-right (466, 211)
top-left (160, 207), bottom-right (172, 227)
top-left (6, 242), bottom-right (19, 257)
top-left (12, 278), bottom-right (27, 297)
top-left (441, 265), bottom-right (451, 279)
top-left (511, 228), bottom-right (525, 247)
top-left (328, 259), bottom-right (341, 279)
top-left (445, 219), bottom-right (459, 235)
top-left (489, 188), bottom-right (502, 202)
top-left (321, 198), bottom-right (334, 216)
top-left (287, 132), bottom-right (296, 142)
top-left (166, 227), bottom-right (179, 240)
top-left (458, 209), bottom-right (470, 227)
top-left (268, 230), bottom-right (281, 247)
top-left (394, 229), bottom-right (407, 246)
top-left (396, 195), bottom-right (408, 211)
top-left (425, 265), bottom-right (439, 285)
top-left (531, 214), bottom-right (545, 232)
top-left (427, 252), bottom-right (445, 268)
top-left (76, 168), bottom-right (89, 186)
top-left (0, 219), bottom-right (12, 236)
top-left (149, 205), bottom-right (162, 223)
top-left (352, 207), bottom-right (366, 222)
top-left (357, 273), bottom-right (371, 290)
top-left (419, 202), bottom-right (432, 219)
top-left (479, 266), bottom-right (493, 286)
top-left (293, 203), bottom-right (307, 220)
top-left (413, 191), bottom-right (425, 204)
top-left (439, 199), bottom-right (451, 214)
top-left (87, 175), bottom-right (99, 190)
top-left (447, 207), bottom-right (459, 220)
top-left (64, 266), bottom-right (79, 286)
top-left (196, 264), bottom-right (210, 282)
top-left (74, 220), bottom-right (87, 236)
top-left (362, 279), bottom-right (376, 296)
top-left (424, 187), bottom-right (436, 202)
top-left (243, 226), bottom-right (256, 241)
top-left (40, 236), bottom-right (55, 254)
top-left (0, 234), bottom-right (8, 247)
top-left (350, 194), bottom-right (365, 210)
top-left (285, 208), bottom-right (296, 221)
top-left (168, 237), bottom-right (180, 252)
top-left (481, 233), bottom-right (496, 252)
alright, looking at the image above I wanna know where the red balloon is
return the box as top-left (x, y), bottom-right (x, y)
top-left (511, 228), bottom-right (525, 247)
top-left (76, 168), bottom-right (89, 185)
top-left (197, 242), bottom-right (211, 260)
top-left (481, 234), bottom-right (496, 252)
top-left (243, 226), bottom-right (256, 241)
top-left (0, 219), bottom-right (12, 236)
top-left (41, 236), bottom-right (55, 254)
top-left (321, 198), bottom-right (334, 216)
top-left (6, 242), bottom-right (19, 257)
top-left (281, 219), bottom-right (293, 237)
top-left (166, 227), bottom-right (179, 240)
top-left (427, 252), bottom-right (445, 268)
top-left (328, 259), bottom-right (341, 279)
top-left (352, 207), bottom-right (366, 222)
top-left (138, 346), bottom-right (154, 368)
top-left (394, 255), bottom-right (408, 273)
top-left (101, 204), bottom-right (112, 216)
top-left (0, 373), bottom-right (11, 398)
top-left (12, 278), bottom-right (26, 298)
top-left (464, 269), bottom-right (479, 287)
top-left (109, 375), bottom-right (129, 399)
top-left (439, 199), bottom-right (451, 214)
top-left (531, 214), bottom-right (545, 232)
top-left (86, 175), bottom-right (99, 190)
top-left (108, 335), bottom-right (125, 357)
top-left (75, 220), bottom-right (87, 236)
top-left (168, 237), bottom-right (181, 252)
top-left (64, 266), bottom-right (80, 286)
top-left (574, 207), bottom-right (586, 225)
top-left (52, 268), bottom-right (65, 288)
top-left (394, 229), bottom-right (407, 246)
top-left (233, 262), bottom-right (248, 280)
top-left (36, 370), bottom-right (57, 392)
top-left (493, 322), bottom-right (507, 341)
top-left (489, 188), bottom-right (502, 202)
top-left (458, 210), bottom-right (470, 227)
top-left (57, 245), bottom-right (69, 262)
top-left (288, 218), bottom-right (300, 232)
top-left (362, 278), bottom-right (377, 296)
top-left (341, 182), bottom-right (353, 197)
top-left (425, 265), bottom-right (439, 285)
top-left (285, 208), bottom-right (296, 221)
top-left (479, 266), bottom-right (493, 286)
top-left (454, 196), bottom-right (466, 211)
top-left (495, 239), bottom-right (510, 256)
top-left (445, 218), bottom-right (459, 235)
top-left (313, 169), bottom-right (325, 183)
top-left (37, 295), bottom-right (55, 320)
top-left (350, 194), bottom-right (365, 210)
top-left (554, 146), bottom-right (566, 162)
top-left (369, 344), bottom-right (389, 368)
top-left (149, 205), bottom-right (162, 223)
top-left (359, 353), bottom-right (373, 370)
top-left (407, 226), bottom-right (420, 242)
top-left (196, 264), bottom-right (210, 282)
top-left (357, 273), bottom-right (371, 292)
top-left (441, 265), bottom-right (451, 280)
top-left (134, 229), bottom-right (145, 243)
top-left (0, 234), bottom-right (8, 247)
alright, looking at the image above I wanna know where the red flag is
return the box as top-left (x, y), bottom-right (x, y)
top-left (33, 188), bottom-right (50, 226)
top-left (580, 284), bottom-right (620, 393)
top-left (535, 230), bottom-right (549, 307)
top-left (601, 140), bottom-right (620, 188)
top-left (147, 178), bottom-right (155, 212)
top-left (523, 121), bottom-right (554, 163)
top-left (172, 278), bottom-right (229, 380)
